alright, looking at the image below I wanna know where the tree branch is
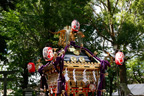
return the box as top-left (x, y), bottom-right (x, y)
top-left (107, 0), bottom-right (115, 40)
top-left (126, 0), bottom-right (132, 13)
top-left (99, 0), bottom-right (108, 10)
top-left (107, 0), bottom-right (111, 14)
top-left (88, 2), bottom-right (115, 43)
top-left (113, 0), bottom-right (119, 13)
top-left (117, 15), bottom-right (125, 35)
top-left (128, 52), bottom-right (143, 60)
top-left (117, 0), bottom-right (132, 35)
top-left (93, 23), bottom-right (113, 43)
top-left (89, 5), bottom-right (110, 34)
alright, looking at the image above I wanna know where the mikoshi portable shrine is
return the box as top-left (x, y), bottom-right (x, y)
top-left (38, 20), bottom-right (111, 96)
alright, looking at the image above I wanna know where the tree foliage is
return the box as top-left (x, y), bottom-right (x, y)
top-left (0, 0), bottom-right (91, 95)
top-left (127, 58), bottom-right (144, 83)
top-left (82, 0), bottom-right (144, 95)
top-left (0, 0), bottom-right (19, 11)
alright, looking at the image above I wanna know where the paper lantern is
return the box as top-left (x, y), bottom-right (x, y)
top-left (43, 47), bottom-right (53, 61)
top-left (27, 62), bottom-right (35, 73)
top-left (71, 20), bottom-right (80, 32)
top-left (115, 52), bottom-right (124, 65)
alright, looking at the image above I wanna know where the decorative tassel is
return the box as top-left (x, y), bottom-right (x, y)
top-left (93, 70), bottom-right (97, 82)
top-left (51, 88), bottom-right (53, 94)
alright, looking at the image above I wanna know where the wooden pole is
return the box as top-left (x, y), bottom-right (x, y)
top-left (4, 74), bottom-right (7, 96)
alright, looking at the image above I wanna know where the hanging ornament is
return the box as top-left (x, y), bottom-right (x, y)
top-left (79, 57), bottom-right (85, 63)
top-left (89, 84), bottom-right (96, 92)
top-left (43, 47), bottom-right (54, 61)
top-left (73, 50), bottom-right (80, 56)
top-left (68, 46), bottom-right (76, 52)
top-left (115, 52), bottom-right (124, 65)
top-left (70, 56), bottom-right (77, 62)
top-left (27, 62), bottom-right (35, 73)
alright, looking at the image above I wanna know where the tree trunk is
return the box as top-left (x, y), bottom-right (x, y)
top-left (22, 65), bottom-right (28, 96)
top-left (119, 63), bottom-right (132, 96)
top-left (119, 63), bottom-right (127, 84)
top-left (22, 70), bottom-right (28, 89)
top-left (109, 76), bottom-right (113, 96)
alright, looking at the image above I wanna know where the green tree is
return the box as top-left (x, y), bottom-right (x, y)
top-left (127, 58), bottom-right (144, 84)
top-left (82, 0), bottom-right (144, 95)
top-left (0, 34), bottom-right (7, 62)
top-left (1, 0), bottom-right (91, 95)
top-left (0, 0), bottom-right (19, 11)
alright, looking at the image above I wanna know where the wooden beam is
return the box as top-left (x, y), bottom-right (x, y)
top-left (0, 71), bottom-right (18, 96)
top-left (0, 71), bottom-right (18, 74)
top-left (0, 78), bottom-right (15, 81)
